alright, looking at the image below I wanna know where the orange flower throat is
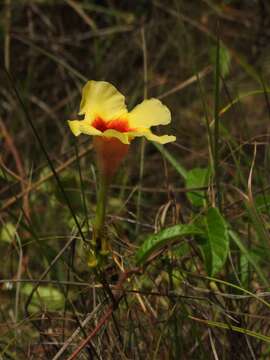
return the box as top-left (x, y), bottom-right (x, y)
top-left (92, 117), bottom-right (132, 133)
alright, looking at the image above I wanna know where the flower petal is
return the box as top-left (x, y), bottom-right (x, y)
top-left (128, 98), bottom-right (171, 128)
top-left (103, 129), bottom-right (130, 144)
top-left (79, 80), bottom-right (128, 122)
top-left (128, 129), bottom-right (175, 144)
top-left (143, 130), bottom-right (176, 144)
top-left (68, 120), bottom-right (102, 136)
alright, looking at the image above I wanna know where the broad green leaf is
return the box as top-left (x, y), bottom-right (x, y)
top-left (201, 207), bottom-right (229, 276)
top-left (136, 224), bottom-right (204, 265)
top-left (186, 168), bottom-right (210, 207)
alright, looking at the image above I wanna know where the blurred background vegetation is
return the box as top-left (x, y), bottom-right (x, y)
top-left (2, 0), bottom-right (270, 359)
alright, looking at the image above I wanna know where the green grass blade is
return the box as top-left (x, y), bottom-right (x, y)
top-left (154, 143), bottom-right (187, 180)
top-left (5, 69), bottom-right (86, 243)
top-left (189, 317), bottom-right (270, 344)
top-left (229, 230), bottom-right (269, 287)
top-left (213, 32), bottom-right (221, 209)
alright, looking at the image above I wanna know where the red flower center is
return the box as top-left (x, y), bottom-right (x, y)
top-left (92, 117), bottom-right (132, 133)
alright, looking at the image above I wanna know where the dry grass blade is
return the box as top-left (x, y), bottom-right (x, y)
top-left (2, 2), bottom-right (270, 359)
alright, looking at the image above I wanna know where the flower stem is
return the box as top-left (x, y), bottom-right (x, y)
top-left (95, 176), bottom-right (109, 234)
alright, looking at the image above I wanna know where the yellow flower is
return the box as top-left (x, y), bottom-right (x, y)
top-left (68, 80), bottom-right (176, 145)
top-left (68, 80), bottom-right (176, 179)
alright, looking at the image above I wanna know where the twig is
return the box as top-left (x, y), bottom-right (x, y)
top-left (135, 26), bottom-right (148, 235)
top-left (4, 0), bottom-right (11, 71)
top-left (0, 144), bottom-right (92, 213)
top-left (66, 0), bottom-right (97, 30)
top-left (0, 119), bottom-right (31, 219)
top-left (52, 303), bottom-right (103, 360)
top-left (66, 267), bottom-right (141, 360)
top-left (24, 232), bottom-right (79, 316)
top-left (158, 66), bottom-right (212, 100)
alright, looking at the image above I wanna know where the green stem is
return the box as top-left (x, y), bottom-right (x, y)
top-left (214, 28), bottom-right (221, 210)
top-left (94, 176), bottom-right (109, 234)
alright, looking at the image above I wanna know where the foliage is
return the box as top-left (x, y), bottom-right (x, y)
top-left (1, 1), bottom-right (270, 359)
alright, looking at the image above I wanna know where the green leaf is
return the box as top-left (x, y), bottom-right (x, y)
top-left (136, 224), bottom-right (204, 265)
top-left (21, 284), bottom-right (65, 312)
top-left (210, 42), bottom-right (231, 78)
top-left (201, 207), bottom-right (229, 276)
top-left (1, 222), bottom-right (16, 243)
top-left (186, 168), bottom-right (210, 207)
